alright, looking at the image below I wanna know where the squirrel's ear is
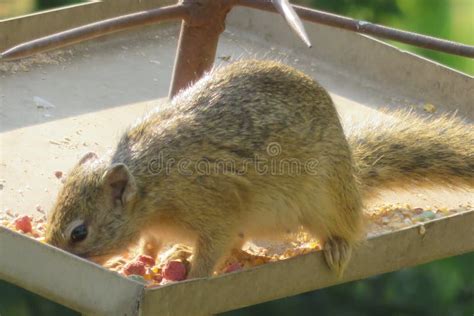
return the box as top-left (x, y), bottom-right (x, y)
top-left (79, 152), bottom-right (98, 165)
top-left (102, 163), bottom-right (137, 207)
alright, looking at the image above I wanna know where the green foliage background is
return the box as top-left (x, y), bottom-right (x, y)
top-left (302, 0), bottom-right (474, 74)
top-left (1, 1), bottom-right (473, 315)
top-left (225, 253), bottom-right (474, 316)
top-left (35, 0), bottom-right (83, 8)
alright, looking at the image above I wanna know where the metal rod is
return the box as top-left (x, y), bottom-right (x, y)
top-left (169, 0), bottom-right (236, 97)
top-left (273, 0), bottom-right (311, 47)
top-left (169, 21), bottom-right (221, 97)
top-left (0, 4), bottom-right (187, 60)
top-left (238, 0), bottom-right (474, 58)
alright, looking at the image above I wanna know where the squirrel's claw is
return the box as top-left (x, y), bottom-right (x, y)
top-left (323, 236), bottom-right (352, 278)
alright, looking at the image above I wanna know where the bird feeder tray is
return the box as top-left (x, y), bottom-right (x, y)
top-left (0, 1), bottom-right (473, 315)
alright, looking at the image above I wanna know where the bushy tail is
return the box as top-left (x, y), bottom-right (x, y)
top-left (347, 110), bottom-right (474, 200)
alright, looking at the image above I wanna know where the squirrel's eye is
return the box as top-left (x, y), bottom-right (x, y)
top-left (70, 224), bottom-right (88, 242)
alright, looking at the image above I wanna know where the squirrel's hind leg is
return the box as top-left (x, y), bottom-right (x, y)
top-left (303, 219), bottom-right (353, 277)
top-left (304, 222), bottom-right (354, 277)
top-left (302, 189), bottom-right (362, 277)
top-left (322, 236), bottom-right (352, 277)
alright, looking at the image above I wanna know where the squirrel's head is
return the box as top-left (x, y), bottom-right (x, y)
top-left (45, 152), bottom-right (139, 263)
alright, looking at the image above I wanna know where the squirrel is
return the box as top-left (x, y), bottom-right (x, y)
top-left (45, 60), bottom-right (474, 278)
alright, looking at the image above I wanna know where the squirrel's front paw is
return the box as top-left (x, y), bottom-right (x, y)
top-left (323, 236), bottom-right (352, 277)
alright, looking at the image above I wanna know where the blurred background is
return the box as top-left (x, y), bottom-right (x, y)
top-left (0, 0), bottom-right (473, 315)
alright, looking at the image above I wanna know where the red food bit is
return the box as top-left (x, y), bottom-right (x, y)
top-left (224, 262), bottom-right (242, 273)
top-left (54, 171), bottom-right (63, 179)
top-left (137, 255), bottom-right (155, 266)
top-left (123, 261), bottom-right (146, 276)
top-left (163, 261), bottom-right (187, 281)
top-left (15, 216), bottom-right (32, 233)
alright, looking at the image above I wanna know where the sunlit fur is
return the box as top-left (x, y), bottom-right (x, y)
top-left (349, 110), bottom-right (474, 200)
top-left (45, 60), bottom-right (473, 277)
